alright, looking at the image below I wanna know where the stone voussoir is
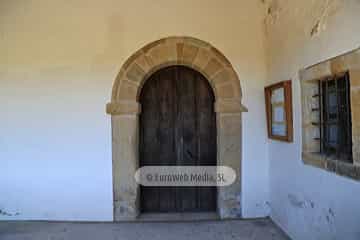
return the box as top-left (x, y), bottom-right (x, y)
top-left (134, 53), bottom-right (152, 74)
top-left (210, 47), bottom-right (232, 67)
top-left (210, 68), bottom-right (231, 86)
top-left (215, 82), bottom-right (238, 99)
top-left (203, 58), bottom-right (224, 78)
top-left (146, 42), bottom-right (173, 66)
top-left (126, 63), bottom-right (146, 84)
top-left (118, 80), bottom-right (139, 100)
top-left (122, 50), bottom-right (144, 71)
top-left (183, 36), bottom-right (211, 49)
top-left (141, 38), bottom-right (166, 54)
top-left (182, 43), bottom-right (199, 65)
top-left (192, 47), bottom-right (212, 71)
top-left (211, 67), bottom-right (240, 92)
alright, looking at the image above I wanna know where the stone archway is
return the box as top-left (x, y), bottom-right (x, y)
top-left (106, 36), bottom-right (247, 221)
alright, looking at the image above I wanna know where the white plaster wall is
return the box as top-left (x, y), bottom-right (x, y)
top-left (265, 0), bottom-right (360, 239)
top-left (0, 0), bottom-right (269, 220)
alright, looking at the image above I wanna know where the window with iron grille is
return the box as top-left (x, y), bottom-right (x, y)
top-left (317, 72), bottom-right (353, 163)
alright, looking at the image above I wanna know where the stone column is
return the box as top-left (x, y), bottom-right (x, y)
top-left (107, 101), bottom-right (141, 221)
top-left (215, 99), bottom-right (247, 219)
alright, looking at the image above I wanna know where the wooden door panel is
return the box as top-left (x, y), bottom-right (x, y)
top-left (140, 66), bottom-right (216, 213)
top-left (177, 67), bottom-right (197, 211)
top-left (197, 71), bottom-right (217, 211)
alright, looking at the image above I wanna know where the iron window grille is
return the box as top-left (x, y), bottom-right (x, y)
top-left (313, 72), bottom-right (353, 163)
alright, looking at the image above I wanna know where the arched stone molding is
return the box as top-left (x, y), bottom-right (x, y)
top-left (106, 36), bottom-right (247, 221)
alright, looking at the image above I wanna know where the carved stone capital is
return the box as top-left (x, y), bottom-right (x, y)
top-left (215, 99), bottom-right (248, 113)
top-left (106, 101), bottom-right (141, 115)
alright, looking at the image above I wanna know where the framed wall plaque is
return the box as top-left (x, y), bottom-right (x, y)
top-left (265, 80), bottom-right (293, 142)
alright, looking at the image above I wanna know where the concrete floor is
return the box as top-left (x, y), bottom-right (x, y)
top-left (0, 218), bottom-right (290, 240)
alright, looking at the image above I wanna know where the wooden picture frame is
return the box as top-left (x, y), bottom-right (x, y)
top-left (264, 80), bottom-right (293, 142)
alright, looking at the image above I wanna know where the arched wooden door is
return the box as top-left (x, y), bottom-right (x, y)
top-left (139, 66), bottom-right (217, 213)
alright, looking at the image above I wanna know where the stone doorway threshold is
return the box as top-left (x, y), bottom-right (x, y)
top-left (137, 212), bottom-right (219, 222)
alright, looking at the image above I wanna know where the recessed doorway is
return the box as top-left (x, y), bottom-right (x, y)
top-left (139, 66), bottom-right (217, 213)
